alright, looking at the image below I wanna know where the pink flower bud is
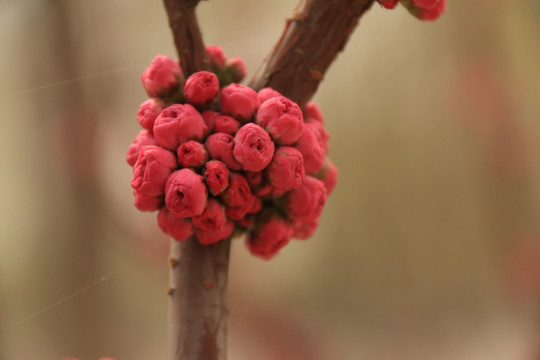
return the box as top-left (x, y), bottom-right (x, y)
top-left (292, 217), bottom-right (320, 240)
top-left (245, 171), bottom-right (263, 186)
top-left (265, 146), bottom-right (305, 192)
top-left (247, 214), bottom-right (292, 260)
top-left (133, 191), bottom-right (163, 212)
top-left (415, 0), bottom-right (445, 20)
top-left (203, 160), bottom-right (230, 196)
top-left (214, 115), bottom-right (240, 135)
top-left (405, 0), bottom-right (445, 20)
top-left (137, 98), bottom-right (165, 131)
top-left (141, 55), bottom-right (182, 98)
top-left (220, 84), bottom-right (259, 122)
top-left (307, 119), bottom-right (330, 153)
top-left (304, 102), bottom-right (324, 123)
top-left (157, 207), bottom-right (194, 242)
top-left (196, 219), bottom-right (234, 245)
top-left (192, 197), bottom-right (226, 230)
top-left (256, 96), bottom-right (304, 145)
top-left (236, 214), bottom-right (256, 228)
top-left (286, 176), bottom-right (327, 223)
top-left (165, 168), bottom-right (208, 218)
top-left (411, 0), bottom-right (440, 9)
top-left (183, 71), bottom-right (220, 107)
top-left (314, 159), bottom-right (338, 195)
top-left (225, 57), bottom-right (247, 82)
top-left (295, 121), bottom-right (326, 173)
top-left (225, 193), bottom-right (259, 221)
top-left (257, 87), bottom-right (282, 104)
top-left (131, 146), bottom-right (177, 196)
top-left (233, 123), bottom-right (275, 172)
top-left (377, 0), bottom-right (398, 9)
top-left (202, 110), bottom-right (219, 135)
top-left (220, 172), bottom-right (252, 207)
top-left (177, 140), bottom-right (208, 169)
top-left (153, 104), bottom-right (207, 151)
top-left (205, 132), bottom-right (242, 171)
top-left (205, 45), bottom-right (226, 67)
top-left (253, 182), bottom-right (273, 197)
top-left (126, 130), bottom-right (158, 167)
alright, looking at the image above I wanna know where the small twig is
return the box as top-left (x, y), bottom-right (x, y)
top-left (250, 0), bottom-right (375, 106)
top-left (162, 0), bottom-right (210, 76)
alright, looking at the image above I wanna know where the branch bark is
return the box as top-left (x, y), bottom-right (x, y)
top-left (250, 0), bottom-right (375, 106)
top-left (163, 0), bottom-right (210, 76)
top-left (168, 238), bottom-right (231, 360)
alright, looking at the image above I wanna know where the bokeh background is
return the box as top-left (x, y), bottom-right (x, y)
top-left (1, 1), bottom-right (539, 359)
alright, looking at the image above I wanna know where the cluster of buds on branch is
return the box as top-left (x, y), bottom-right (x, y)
top-left (127, 46), bottom-right (337, 259)
top-left (377, 0), bottom-right (446, 20)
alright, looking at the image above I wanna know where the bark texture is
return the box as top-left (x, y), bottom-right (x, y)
top-left (168, 238), bottom-right (231, 360)
top-left (250, 0), bottom-right (375, 107)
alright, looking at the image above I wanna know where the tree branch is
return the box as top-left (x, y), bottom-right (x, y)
top-left (250, 0), bottom-right (375, 106)
top-left (168, 238), bottom-right (230, 360)
top-left (162, 0), bottom-right (210, 76)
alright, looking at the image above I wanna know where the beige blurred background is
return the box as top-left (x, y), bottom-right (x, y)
top-left (1, 1), bottom-right (539, 359)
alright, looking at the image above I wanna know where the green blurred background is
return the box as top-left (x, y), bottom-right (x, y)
top-left (1, 1), bottom-right (539, 359)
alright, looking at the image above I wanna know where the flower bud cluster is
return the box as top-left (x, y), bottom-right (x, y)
top-left (127, 46), bottom-right (337, 259)
top-left (377, 0), bottom-right (445, 21)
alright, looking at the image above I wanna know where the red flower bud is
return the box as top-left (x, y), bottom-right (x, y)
top-left (196, 220), bottom-right (234, 245)
top-left (131, 145), bottom-right (177, 197)
top-left (225, 57), bottom-right (247, 82)
top-left (183, 71), bottom-right (220, 107)
top-left (304, 102), bottom-right (324, 124)
top-left (205, 45), bottom-right (226, 67)
top-left (137, 98), bottom-right (165, 131)
top-left (201, 110), bottom-right (219, 135)
top-left (157, 207), bottom-right (194, 242)
top-left (192, 197), bottom-right (227, 230)
top-left (286, 176), bottom-right (327, 223)
top-left (141, 55), bottom-right (182, 98)
top-left (377, 0), bottom-right (398, 9)
top-left (165, 168), bottom-right (208, 218)
top-left (295, 121), bottom-right (326, 173)
top-left (220, 84), bottom-right (259, 122)
top-left (265, 146), bottom-right (305, 192)
top-left (220, 172), bottom-right (252, 207)
top-left (247, 214), bottom-right (292, 260)
top-left (411, 0), bottom-right (440, 9)
top-left (133, 191), bottom-right (163, 212)
top-left (292, 217), bottom-right (320, 240)
top-left (153, 104), bottom-right (207, 151)
top-left (203, 160), bottom-right (230, 196)
top-left (126, 130), bottom-right (158, 167)
top-left (233, 123), bottom-right (275, 172)
top-left (257, 87), bottom-right (282, 104)
top-left (225, 193), bottom-right (260, 221)
top-left (314, 159), bottom-right (338, 195)
top-left (256, 96), bottom-right (304, 145)
top-left (214, 115), bottom-right (240, 135)
top-left (205, 132), bottom-right (242, 171)
top-left (177, 140), bottom-right (208, 169)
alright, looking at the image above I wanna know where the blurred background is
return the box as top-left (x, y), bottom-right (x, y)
top-left (1, 1), bottom-right (539, 359)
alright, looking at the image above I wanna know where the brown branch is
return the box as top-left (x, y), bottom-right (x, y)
top-left (250, 0), bottom-right (375, 107)
top-left (168, 238), bottom-right (230, 360)
top-left (162, 0), bottom-right (210, 75)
